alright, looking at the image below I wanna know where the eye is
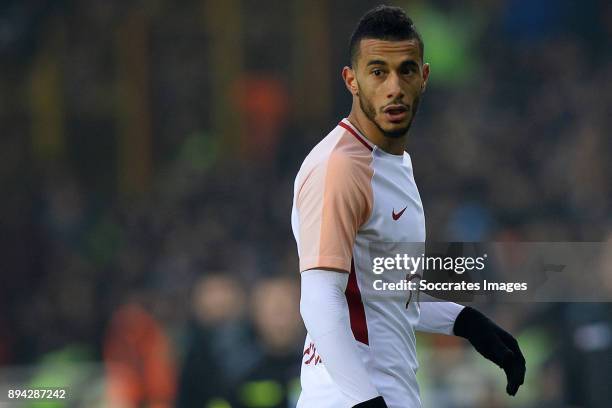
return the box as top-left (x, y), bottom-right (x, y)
top-left (372, 69), bottom-right (383, 77)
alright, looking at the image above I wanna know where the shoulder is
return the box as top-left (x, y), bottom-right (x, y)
top-left (296, 124), bottom-right (374, 190)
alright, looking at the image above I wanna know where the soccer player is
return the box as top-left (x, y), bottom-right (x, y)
top-left (291, 6), bottom-right (526, 408)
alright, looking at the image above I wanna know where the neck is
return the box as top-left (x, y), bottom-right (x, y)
top-left (347, 106), bottom-right (407, 155)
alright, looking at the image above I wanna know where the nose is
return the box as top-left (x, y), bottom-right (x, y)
top-left (386, 72), bottom-right (404, 100)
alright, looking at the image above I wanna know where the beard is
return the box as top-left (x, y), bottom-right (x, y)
top-left (358, 84), bottom-right (420, 139)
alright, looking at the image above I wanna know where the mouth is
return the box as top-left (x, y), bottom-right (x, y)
top-left (383, 104), bottom-right (409, 123)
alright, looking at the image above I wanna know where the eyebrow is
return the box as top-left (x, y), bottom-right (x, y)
top-left (366, 59), bottom-right (387, 67)
top-left (400, 60), bottom-right (419, 69)
top-left (365, 59), bottom-right (419, 68)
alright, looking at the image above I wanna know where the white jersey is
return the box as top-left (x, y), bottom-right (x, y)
top-left (291, 118), bottom-right (428, 407)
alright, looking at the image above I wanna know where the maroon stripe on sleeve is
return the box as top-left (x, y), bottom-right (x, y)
top-left (345, 259), bottom-right (369, 345)
top-left (339, 121), bottom-right (373, 152)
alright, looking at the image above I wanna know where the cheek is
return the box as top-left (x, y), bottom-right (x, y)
top-left (404, 80), bottom-right (423, 96)
top-left (403, 81), bottom-right (420, 96)
top-left (366, 91), bottom-right (385, 114)
top-left (363, 82), bottom-right (387, 106)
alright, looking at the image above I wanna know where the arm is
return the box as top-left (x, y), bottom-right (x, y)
top-left (414, 293), bottom-right (465, 335)
top-left (295, 154), bottom-right (385, 406)
top-left (300, 269), bottom-right (387, 408)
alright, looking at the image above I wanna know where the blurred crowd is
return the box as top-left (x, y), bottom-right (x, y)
top-left (0, 0), bottom-right (611, 407)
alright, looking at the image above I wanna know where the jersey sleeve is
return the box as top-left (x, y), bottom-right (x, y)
top-left (415, 293), bottom-right (465, 335)
top-left (296, 153), bottom-right (373, 273)
top-left (300, 269), bottom-right (381, 403)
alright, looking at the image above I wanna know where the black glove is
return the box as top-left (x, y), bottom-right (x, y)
top-left (353, 396), bottom-right (388, 408)
top-left (453, 306), bottom-right (526, 396)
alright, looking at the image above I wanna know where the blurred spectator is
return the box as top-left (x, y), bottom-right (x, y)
top-left (234, 75), bottom-right (290, 164)
top-left (104, 298), bottom-right (177, 408)
top-left (176, 273), bottom-right (259, 408)
top-left (233, 276), bottom-right (303, 408)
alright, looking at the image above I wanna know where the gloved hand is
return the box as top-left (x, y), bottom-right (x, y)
top-left (353, 396), bottom-right (388, 407)
top-left (453, 306), bottom-right (526, 396)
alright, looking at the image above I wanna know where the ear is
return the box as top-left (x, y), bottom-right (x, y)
top-left (421, 63), bottom-right (430, 92)
top-left (342, 66), bottom-right (359, 96)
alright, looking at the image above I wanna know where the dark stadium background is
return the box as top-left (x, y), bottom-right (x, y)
top-left (1, 0), bottom-right (610, 407)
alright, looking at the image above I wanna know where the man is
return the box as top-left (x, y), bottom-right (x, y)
top-left (291, 5), bottom-right (526, 408)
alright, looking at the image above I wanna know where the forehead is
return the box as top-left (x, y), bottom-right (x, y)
top-left (358, 38), bottom-right (421, 64)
